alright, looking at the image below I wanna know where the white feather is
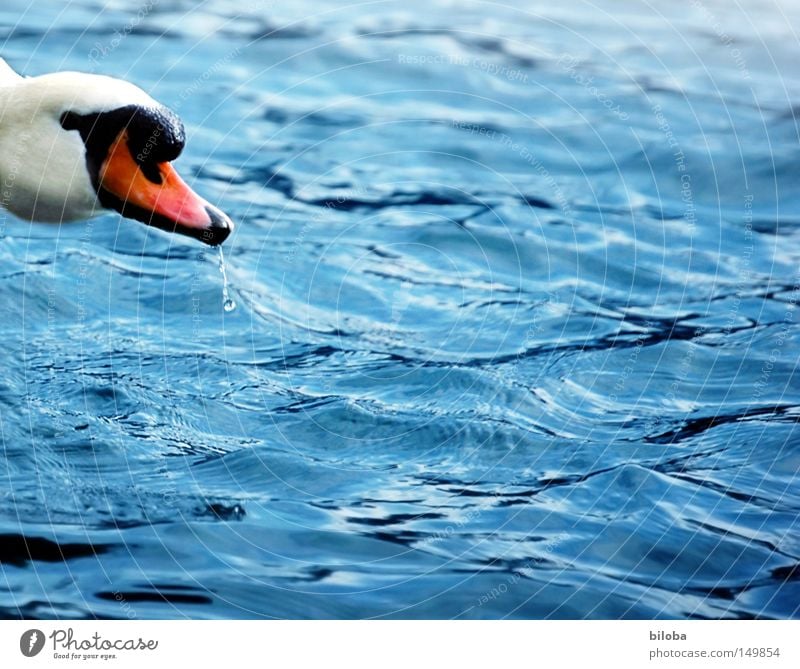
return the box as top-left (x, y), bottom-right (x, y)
top-left (0, 67), bottom-right (160, 222)
top-left (0, 58), bottom-right (23, 85)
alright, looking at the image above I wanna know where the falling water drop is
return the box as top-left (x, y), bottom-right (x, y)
top-left (218, 247), bottom-right (236, 312)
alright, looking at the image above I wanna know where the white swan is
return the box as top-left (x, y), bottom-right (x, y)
top-left (0, 58), bottom-right (232, 245)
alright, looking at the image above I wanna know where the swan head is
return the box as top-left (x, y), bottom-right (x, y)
top-left (7, 71), bottom-right (233, 246)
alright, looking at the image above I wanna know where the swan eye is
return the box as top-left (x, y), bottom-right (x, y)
top-left (138, 160), bottom-right (163, 185)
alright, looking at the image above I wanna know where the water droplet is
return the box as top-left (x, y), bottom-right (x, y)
top-left (218, 247), bottom-right (236, 313)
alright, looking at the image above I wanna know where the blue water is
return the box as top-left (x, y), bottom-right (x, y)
top-left (1, 0), bottom-right (799, 619)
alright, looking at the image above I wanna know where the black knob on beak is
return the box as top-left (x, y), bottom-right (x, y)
top-left (201, 205), bottom-right (234, 246)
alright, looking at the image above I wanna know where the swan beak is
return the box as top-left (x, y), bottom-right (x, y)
top-left (98, 130), bottom-right (233, 246)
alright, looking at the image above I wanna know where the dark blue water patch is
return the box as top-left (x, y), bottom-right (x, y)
top-left (95, 588), bottom-right (214, 606)
top-left (0, 534), bottom-right (112, 567)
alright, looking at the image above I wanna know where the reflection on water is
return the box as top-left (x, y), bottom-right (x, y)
top-left (0, 0), bottom-right (798, 619)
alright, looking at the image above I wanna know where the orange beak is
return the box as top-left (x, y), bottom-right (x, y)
top-left (98, 130), bottom-right (233, 245)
